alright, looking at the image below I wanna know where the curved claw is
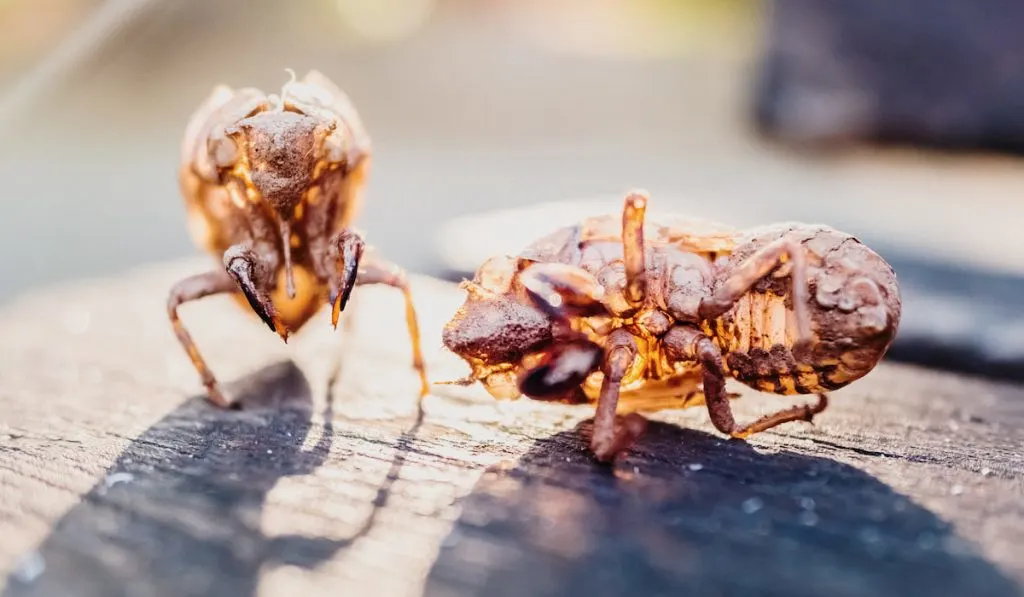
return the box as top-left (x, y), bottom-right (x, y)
top-left (329, 230), bottom-right (364, 329)
top-left (225, 251), bottom-right (289, 342)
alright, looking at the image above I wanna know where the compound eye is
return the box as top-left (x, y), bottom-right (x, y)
top-left (323, 126), bottom-right (348, 165)
top-left (518, 339), bottom-right (602, 400)
top-left (208, 128), bottom-right (239, 168)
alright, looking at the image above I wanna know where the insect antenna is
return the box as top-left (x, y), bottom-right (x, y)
top-left (433, 376), bottom-right (477, 386)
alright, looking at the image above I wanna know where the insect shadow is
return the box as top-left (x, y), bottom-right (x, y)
top-left (2, 359), bottom-right (409, 597)
top-left (423, 420), bottom-right (1022, 597)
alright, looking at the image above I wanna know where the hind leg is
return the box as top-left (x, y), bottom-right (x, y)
top-left (720, 393), bottom-right (829, 438)
top-left (663, 325), bottom-right (829, 438)
top-left (698, 235), bottom-right (812, 343)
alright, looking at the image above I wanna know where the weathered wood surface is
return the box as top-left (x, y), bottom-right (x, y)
top-left (0, 258), bottom-right (1022, 597)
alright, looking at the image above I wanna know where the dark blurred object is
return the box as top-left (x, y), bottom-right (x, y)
top-left (753, 0), bottom-right (1024, 152)
top-left (880, 252), bottom-right (1024, 384)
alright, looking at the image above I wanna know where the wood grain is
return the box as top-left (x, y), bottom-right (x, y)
top-left (0, 258), bottom-right (1021, 597)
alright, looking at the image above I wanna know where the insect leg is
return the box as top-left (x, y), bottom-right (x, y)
top-left (326, 229), bottom-right (364, 328)
top-left (328, 229), bottom-right (430, 402)
top-left (356, 259), bottom-right (430, 401)
top-left (621, 190), bottom-right (648, 306)
top-left (517, 262), bottom-right (608, 320)
top-left (698, 235), bottom-right (812, 342)
top-left (664, 325), bottom-right (828, 438)
top-left (725, 393), bottom-right (829, 438)
top-left (223, 243), bottom-right (289, 341)
top-left (590, 328), bottom-right (646, 462)
top-left (167, 270), bottom-right (238, 407)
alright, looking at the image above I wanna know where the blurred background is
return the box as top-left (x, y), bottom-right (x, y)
top-left (1, 0), bottom-right (1023, 379)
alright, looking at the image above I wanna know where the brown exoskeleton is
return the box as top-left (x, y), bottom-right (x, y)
top-left (168, 70), bottom-right (428, 408)
top-left (441, 191), bottom-right (901, 461)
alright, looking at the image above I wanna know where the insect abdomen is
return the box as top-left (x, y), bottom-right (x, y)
top-left (722, 345), bottom-right (829, 395)
top-left (716, 292), bottom-right (827, 395)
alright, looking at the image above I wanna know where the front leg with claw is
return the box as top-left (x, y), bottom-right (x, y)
top-left (223, 243), bottom-right (289, 342)
top-left (326, 229), bottom-right (364, 329)
top-left (324, 228), bottom-right (431, 405)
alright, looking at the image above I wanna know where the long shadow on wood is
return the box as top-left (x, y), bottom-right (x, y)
top-left (424, 420), bottom-right (1022, 597)
top-left (2, 360), bottom-right (364, 597)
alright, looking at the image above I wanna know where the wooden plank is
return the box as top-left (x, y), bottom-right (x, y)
top-left (0, 258), bottom-right (1021, 597)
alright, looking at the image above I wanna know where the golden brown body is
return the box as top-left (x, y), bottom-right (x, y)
top-left (178, 71), bottom-right (370, 331)
top-left (442, 191), bottom-right (901, 461)
top-left (168, 70), bottom-right (428, 408)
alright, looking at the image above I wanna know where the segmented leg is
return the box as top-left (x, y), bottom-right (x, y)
top-left (223, 243), bottom-right (289, 341)
top-left (517, 262), bottom-right (608, 320)
top-left (698, 235), bottom-right (812, 342)
top-left (591, 328), bottom-right (646, 462)
top-left (327, 229), bottom-right (364, 328)
top-left (622, 190), bottom-right (648, 306)
top-left (167, 270), bottom-right (238, 407)
top-left (724, 393), bottom-right (829, 438)
top-left (663, 325), bottom-right (828, 438)
top-left (358, 259), bottom-right (430, 400)
top-left (328, 229), bottom-right (430, 402)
